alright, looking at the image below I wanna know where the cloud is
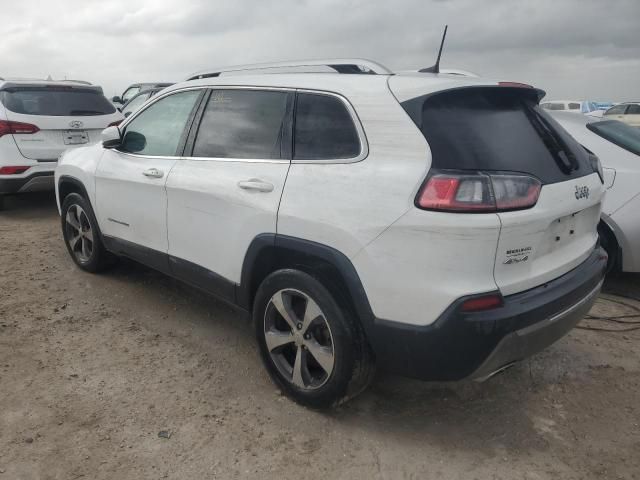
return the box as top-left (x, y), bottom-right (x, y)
top-left (1, 0), bottom-right (638, 101)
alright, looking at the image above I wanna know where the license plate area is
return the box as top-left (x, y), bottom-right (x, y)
top-left (63, 130), bottom-right (89, 145)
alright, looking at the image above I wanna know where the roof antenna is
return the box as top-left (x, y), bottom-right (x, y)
top-left (419, 25), bottom-right (448, 74)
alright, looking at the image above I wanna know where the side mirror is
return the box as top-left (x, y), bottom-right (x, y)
top-left (101, 126), bottom-right (122, 149)
top-left (111, 96), bottom-right (122, 104)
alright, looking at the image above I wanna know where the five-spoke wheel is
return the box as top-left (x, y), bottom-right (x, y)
top-left (65, 204), bottom-right (94, 263)
top-left (264, 289), bottom-right (335, 390)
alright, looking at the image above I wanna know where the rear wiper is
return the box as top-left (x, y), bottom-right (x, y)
top-left (69, 110), bottom-right (106, 116)
top-left (525, 105), bottom-right (579, 174)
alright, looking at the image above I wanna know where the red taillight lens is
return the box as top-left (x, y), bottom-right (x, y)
top-left (0, 120), bottom-right (40, 137)
top-left (416, 170), bottom-right (541, 213)
top-left (461, 294), bottom-right (504, 312)
top-left (498, 81), bottom-right (534, 89)
top-left (0, 166), bottom-right (30, 175)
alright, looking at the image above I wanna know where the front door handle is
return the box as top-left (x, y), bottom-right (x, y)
top-left (142, 168), bottom-right (164, 179)
top-left (238, 179), bottom-right (274, 192)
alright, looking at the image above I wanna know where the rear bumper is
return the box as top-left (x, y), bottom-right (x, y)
top-left (0, 171), bottom-right (55, 194)
top-left (367, 247), bottom-right (607, 381)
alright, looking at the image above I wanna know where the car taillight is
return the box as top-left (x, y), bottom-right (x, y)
top-left (0, 166), bottom-right (30, 175)
top-left (416, 170), bottom-right (541, 213)
top-left (0, 120), bottom-right (40, 138)
top-left (461, 293), bottom-right (504, 312)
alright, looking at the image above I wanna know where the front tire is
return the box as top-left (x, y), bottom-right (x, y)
top-left (254, 269), bottom-right (374, 408)
top-left (61, 193), bottom-right (113, 272)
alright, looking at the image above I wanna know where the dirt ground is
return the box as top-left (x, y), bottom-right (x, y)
top-left (1, 192), bottom-right (639, 480)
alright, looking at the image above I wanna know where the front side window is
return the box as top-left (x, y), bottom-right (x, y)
top-left (122, 93), bottom-right (150, 117)
top-left (293, 93), bottom-right (360, 160)
top-left (122, 87), bottom-right (140, 103)
top-left (192, 89), bottom-right (289, 159)
top-left (587, 120), bottom-right (640, 156)
top-left (605, 105), bottom-right (627, 115)
top-left (120, 90), bottom-right (200, 156)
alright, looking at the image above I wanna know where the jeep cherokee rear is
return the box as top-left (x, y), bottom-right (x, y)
top-left (55, 60), bottom-right (606, 407)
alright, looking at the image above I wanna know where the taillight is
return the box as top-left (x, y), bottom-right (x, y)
top-left (0, 166), bottom-right (30, 175)
top-left (0, 120), bottom-right (40, 138)
top-left (461, 293), bottom-right (504, 312)
top-left (416, 170), bottom-right (541, 213)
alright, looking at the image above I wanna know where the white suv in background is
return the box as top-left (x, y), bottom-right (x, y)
top-left (0, 79), bottom-right (123, 209)
top-left (55, 59), bottom-right (607, 407)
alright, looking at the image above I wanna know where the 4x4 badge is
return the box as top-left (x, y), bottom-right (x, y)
top-left (575, 185), bottom-right (589, 199)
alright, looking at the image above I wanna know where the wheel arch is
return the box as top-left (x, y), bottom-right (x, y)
top-left (238, 234), bottom-right (376, 335)
top-left (598, 216), bottom-right (622, 272)
top-left (58, 175), bottom-right (91, 206)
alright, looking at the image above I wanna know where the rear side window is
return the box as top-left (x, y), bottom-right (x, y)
top-left (568, 103), bottom-right (581, 110)
top-left (120, 90), bottom-right (200, 156)
top-left (401, 87), bottom-right (594, 184)
top-left (192, 89), bottom-right (289, 159)
top-left (542, 103), bottom-right (564, 111)
top-left (627, 105), bottom-right (640, 114)
top-left (0, 87), bottom-right (116, 116)
top-left (294, 93), bottom-right (360, 160)
top-left (587, 120), bottom-right (640, 156)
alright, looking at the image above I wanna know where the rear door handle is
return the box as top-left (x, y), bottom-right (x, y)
top-left (142, 168), bottom-right (164, 179)
top-left (238, 179), bottom-right (274, 192)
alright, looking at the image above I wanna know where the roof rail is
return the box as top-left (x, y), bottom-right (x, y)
top-left (185, 58), bottom-right (393, 80)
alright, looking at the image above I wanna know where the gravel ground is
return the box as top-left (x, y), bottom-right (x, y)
top-left (1, 192), bottom-right (639, 480)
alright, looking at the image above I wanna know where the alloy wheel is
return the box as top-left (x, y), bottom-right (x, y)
top-left (264, 289), bottom-right (335, 390)
top-left (65, 204), bottom-right (94, 263)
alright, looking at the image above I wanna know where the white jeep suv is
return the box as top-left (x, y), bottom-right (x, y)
top-left (55, 59), bottom-right (607, 407)
top-left (0, 79), bottom-right (123, 209)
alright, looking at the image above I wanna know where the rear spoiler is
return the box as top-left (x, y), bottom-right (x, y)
top-left (0, 82), bottom-right (103, 93)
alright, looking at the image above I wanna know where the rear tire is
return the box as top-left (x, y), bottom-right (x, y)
top-left (61, 193), bottom-right (114, 273)
top-left (598, 221), bottom-right (619, 273)
top-left (0, 195), bottom-right (4, 211)
top-left (254, 269), bottom-right (374, 408)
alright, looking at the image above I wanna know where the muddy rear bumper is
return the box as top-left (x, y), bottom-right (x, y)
top-left (367, 247), bottom-right (607, 381)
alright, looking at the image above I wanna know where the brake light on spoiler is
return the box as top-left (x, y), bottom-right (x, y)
top-left (0, 120), bottom-right (40, 138)
top-left (416, 170), bottom-right (542, 213)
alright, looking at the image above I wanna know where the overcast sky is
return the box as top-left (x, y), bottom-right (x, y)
top-left (2, 0), bottom-right (639, 101)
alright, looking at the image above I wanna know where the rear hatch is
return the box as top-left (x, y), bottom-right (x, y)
top-left (0, 84), bottom-right (120, 160)
top-left (397, 83), bottom-right (604, 295)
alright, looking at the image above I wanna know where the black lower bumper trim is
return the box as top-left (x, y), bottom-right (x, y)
top-left (367, 248), bottom-right (607, 381)
top-left (0, 172), bottom-right (54, 194)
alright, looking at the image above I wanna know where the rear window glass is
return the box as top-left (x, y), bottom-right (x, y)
top-left (294, 93), bottom-right (360, 160)
top-left (1, 87), bottom-right (116, 116)
top-left (587, 120), bottom-right (640, 156)
top-left (401, 87), bottom-right (593, 184)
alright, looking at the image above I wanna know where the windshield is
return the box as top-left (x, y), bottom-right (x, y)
top-left (1, 87), bottom-right (116, 116)
top-left (587, 120), bottom-right (640, 156)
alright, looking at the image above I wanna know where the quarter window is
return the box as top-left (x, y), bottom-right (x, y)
top-left (120, 90), bottom-right (200, 156)
top-left (294, 93), bottom-right (360, 160)
top-left (192, 89), bottom-right (289, 159)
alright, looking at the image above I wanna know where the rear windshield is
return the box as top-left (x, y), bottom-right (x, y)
top-left (587, 120), bottom-right (640, 156)
top-left (401, 87), bottom-right (594, 184)
top-left (0, 87), bottom-right (116, 116)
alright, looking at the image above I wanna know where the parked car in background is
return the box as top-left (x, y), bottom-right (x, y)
top-left (603, 102), bottom-right (640, 128)
top-left (540, 100), bottom-right (599, 114)
top-left (120, 87), bottom-right (165, 118)
top-left (552, 112), bottom-right (640, 273)
top-left (0, 79), bottom-right (123, 210)
top-left (111, 82), bottom-right (173, 107)
top-left (56, 59), bottom-right (606, 407)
